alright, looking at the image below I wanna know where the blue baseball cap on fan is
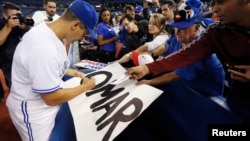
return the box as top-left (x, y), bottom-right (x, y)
top-left (169, 0), bottom-right (203, 29)
top-left (69, 0), bottom-right (97, 38)
top-left (135, 5), bottom-right (143, 13)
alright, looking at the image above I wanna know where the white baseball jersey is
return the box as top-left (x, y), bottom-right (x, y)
top-left (32, 11), bottom-right (60, 26)
top-left (6, 22), bottom-right (69, 141)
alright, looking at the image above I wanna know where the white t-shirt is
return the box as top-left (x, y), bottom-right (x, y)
top-left (146, 34), bottom-right (169, 52)
top-left (6, 22), bottom-right (69, 140)
top-left (32, 11), bottom-right (60, 26)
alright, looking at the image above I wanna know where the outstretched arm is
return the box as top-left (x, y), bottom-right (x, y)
top-left (41, 77), bottom-right (95, 106)
top-left (136, 71), bottom-right (179, 85)
top-left (126, 65), bottom-right (151, 80)
top-left (228, 65), bottom-right (250, 82)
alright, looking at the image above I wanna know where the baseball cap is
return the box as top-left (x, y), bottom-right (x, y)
top-left (169, 0), bottom-right (203, 29)
top-left (69, 0), bottom-right (97, 38)
top-left (131, 50), bottom-right (139, 66)
top-left (131, 50), bottom-right (154, 66)
top-left (138, 54), bottom-right (154, 66)
top-left (134, 5), bottom-right (143, 13)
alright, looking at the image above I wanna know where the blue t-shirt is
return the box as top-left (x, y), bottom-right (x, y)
top-left (96, 22), bottom-right (117, 52)
top-left (118, 27), bottom-right (126, 46)
top-left (165, 35), bottom-right (225, 97)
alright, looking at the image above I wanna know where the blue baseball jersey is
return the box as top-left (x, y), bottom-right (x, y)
top-left (164, 35), bottom-right (225, 96)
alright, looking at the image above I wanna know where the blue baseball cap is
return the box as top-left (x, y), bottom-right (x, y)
top-left (135, 5), bottom-right (143, 13)
top-left (169, 0), bottom-right (203, 29)
top-left (69, 0), bottom-right (97, 38)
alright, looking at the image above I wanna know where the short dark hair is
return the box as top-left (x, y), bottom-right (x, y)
top-left (2, 2), bottom-right (20, 14)
top-left (123, 5), bottom-right (134, 14)
top-left (120, 14), bottom-right (135, 24)
top-left (44, 0), bottom-right (57, 5)
top-left (161, 0), bottom-right (176, 9)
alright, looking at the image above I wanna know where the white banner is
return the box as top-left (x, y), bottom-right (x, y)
top-left (64, 63), bottom-right (163, 141)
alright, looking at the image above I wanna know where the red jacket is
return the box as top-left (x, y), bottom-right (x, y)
top-left (147, 22), bottom-right (250, 120)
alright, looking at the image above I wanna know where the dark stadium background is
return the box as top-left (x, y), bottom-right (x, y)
top-left (0, 0), bottom-right (213, 17)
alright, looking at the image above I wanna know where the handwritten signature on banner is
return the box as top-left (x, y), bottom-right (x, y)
top-left (66, 63), bottom-right (162, 141)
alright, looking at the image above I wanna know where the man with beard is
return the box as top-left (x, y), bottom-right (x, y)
top-left (32, 0), bottom-right (60, 26)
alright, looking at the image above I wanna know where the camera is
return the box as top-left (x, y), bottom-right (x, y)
top-left (15, 13), bottom-right (34, 26)
top-left (47, 16), bottom-right (53, 21)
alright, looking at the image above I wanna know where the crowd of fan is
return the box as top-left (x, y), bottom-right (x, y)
top-left (1, 0), bottom-right (250, 141)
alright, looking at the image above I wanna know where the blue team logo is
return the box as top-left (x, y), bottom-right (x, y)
top-left (60, 60), bottom-right (70, 77)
